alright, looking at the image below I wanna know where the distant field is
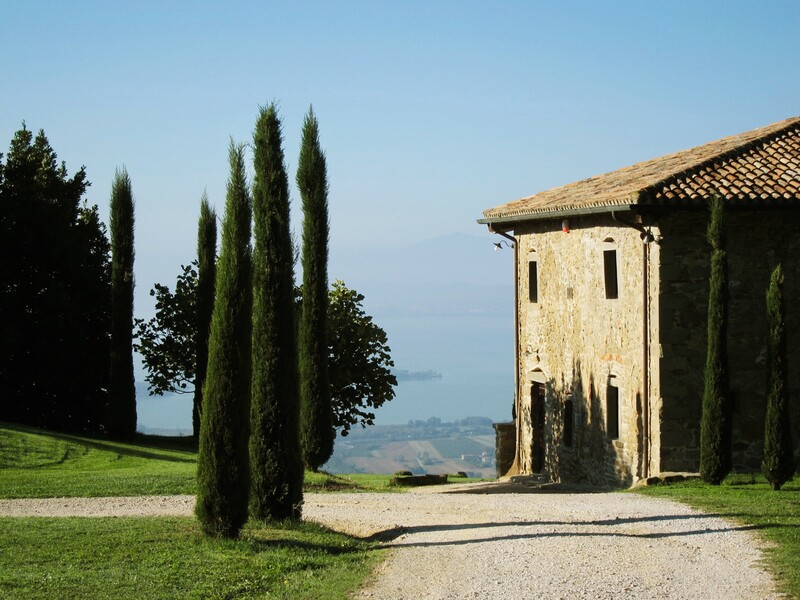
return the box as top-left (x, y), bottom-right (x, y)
top-left (429, 437), bottom-right (491, 458)
top-left (330, 436), bottom-right (496, 478)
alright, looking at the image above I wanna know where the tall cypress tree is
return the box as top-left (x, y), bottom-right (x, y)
top-left (298, 107), bottom-right (334, 471)
top-left (109, 168), bottom-right (137, 440)
top-left (250, 104), bottom-right (304, 520)
top-left (762, 264), bottom-right (795, 490)
top-left (193, 194), bottom-right (217, 439)
top-left (196, 143), bottom-right (252, 538)
top-left (700, 195), bottom-right (731, 484)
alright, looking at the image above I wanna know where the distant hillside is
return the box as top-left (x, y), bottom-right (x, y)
top-left (323, 417), bottom-right (498, 479)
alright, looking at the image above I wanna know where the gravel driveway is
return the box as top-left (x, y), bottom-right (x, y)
top-left (0, 483), bottom-right (779, 599)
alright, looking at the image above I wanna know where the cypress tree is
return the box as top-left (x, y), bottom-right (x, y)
top-left (195, 143), bottom-right (252, 538)
top-left (250, 104), bottom-right (304, 520)
top-left (298, 107), bottom-right (334, 470)
top-left (193, 194), bottom-right (217, 439)
top-left (762, 264), bottom-right (795, 490)
top-left (109, 168), bottom-right (137, 440)
top-left (700, 195), bottom-right (731, 484)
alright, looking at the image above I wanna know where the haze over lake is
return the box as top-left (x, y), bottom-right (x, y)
top-left (137, 232), bottom-right (514, 433)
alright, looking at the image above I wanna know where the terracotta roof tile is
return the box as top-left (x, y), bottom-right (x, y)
top-left (481, 117), bottom-right (800, 223)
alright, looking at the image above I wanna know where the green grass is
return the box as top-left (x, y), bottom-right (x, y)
top-left (0, 423), bottom-right (403, 498)
top-left (0, 422), bottom-right (388, 598)
top-left (635, 475), bottom-right (800, 598)
top-left (0, 516), bottom-right (384, 599)
top-left (304, 470), bottom-right (400, 492)
top-left (0, 424), bottom-right (198, 498)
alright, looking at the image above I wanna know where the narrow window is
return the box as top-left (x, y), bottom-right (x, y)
top-left (603, 249), bottom-right (618, 299)
top-left (563, 399), bottom-right (574, 447)
top-left (528, 260), bottom-right (538, 303)
top-left (606, 384), bottom-right (619, 439)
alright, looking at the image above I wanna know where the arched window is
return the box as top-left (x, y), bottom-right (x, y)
top-left (602, 238), bottom-right (618, 300)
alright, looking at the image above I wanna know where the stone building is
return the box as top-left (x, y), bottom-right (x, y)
top-left (480, 117), bottom-right (800, 486)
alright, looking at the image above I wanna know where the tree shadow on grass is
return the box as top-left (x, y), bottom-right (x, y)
top-left (239, 521), bottom-right (379, 556)
top-left (3, 423), bottom-right (197, 464)
top-left (237, 536), bottom-right (371, 556)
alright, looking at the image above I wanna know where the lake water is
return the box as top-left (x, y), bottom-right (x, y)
top-left (137, 311), bottom-right (514, 433)
top-left (137, 232), bottom-right (517, 433)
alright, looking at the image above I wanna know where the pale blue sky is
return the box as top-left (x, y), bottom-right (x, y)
top-left (3, 1), bottom-right (799, 426)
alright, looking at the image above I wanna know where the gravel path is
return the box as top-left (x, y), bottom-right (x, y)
top-left (0, 484), bottom-right (779, 599)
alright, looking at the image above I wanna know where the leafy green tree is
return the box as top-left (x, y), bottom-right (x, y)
top-left (0, 125), bottom-right (111, 433)
top-left (109, 168), bottom-right (137, 440)
top-left (297, 108), bottom-right (334, 471)
top-left (328, 280), bottom-right (397, 437)
top-left (194, 195), bottom-right (217, 439)
top-left (134, 263), bottom-right (198, 396)
top-left (762, 264), bottom-right (795, 490)
top-left (196, 142), bottom-right (252, 539)
top-left (250, 104), bottom-right (304, 520)
top-left (135, 273), bottom-right (397, 441)
top-left (134, 198), bottom-right (217, 438)
top-left (700, 195), bottom-right (731, 485)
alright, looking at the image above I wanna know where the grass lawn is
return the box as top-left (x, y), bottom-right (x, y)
top-left (0, 424), bottom-right (198, 498)
top-left (0, 422), bottom-right (392, 598)
top-left (0, 516), bottom-right (384, 599)
top-left (635, 475), bottom-right (800, 598)
top-left (0, 422), bottom-right (399, 498)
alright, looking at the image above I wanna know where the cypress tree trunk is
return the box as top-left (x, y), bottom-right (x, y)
top-left (193, 194), bottom-right (217, 440)
top-left (195, 143), bottom-right (252, 538)
top-left (700, 195), bottom-right (731, 484)
top-left (250, 104), bottom-right (304, 520)
top-left (109, 168), bottom-right (137, 440)
top-left (762, 264), bottom-right (795, 490)
top-left (298, 107), bottom-right (334, 471)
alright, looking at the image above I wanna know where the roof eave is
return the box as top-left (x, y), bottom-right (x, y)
top-left (477, 203), bottom-right (638, 229)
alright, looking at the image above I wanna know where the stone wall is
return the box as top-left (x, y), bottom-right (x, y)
top-left (511, 207), bottom-right (800, 486)
top-left (514, 214), bottom-right (653, 487)
top-left (656, 209), bottom-right (800, 473)
top-left (493, 422), bottom-right (516, 478)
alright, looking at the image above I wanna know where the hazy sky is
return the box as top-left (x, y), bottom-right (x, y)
top-left (3, 1), bottom-right (799, 425)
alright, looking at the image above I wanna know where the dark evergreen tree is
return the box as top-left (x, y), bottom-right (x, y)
top-left (762, 264), bottom-right (795, 490)
top-left (194, 194), bottom-right (217, 439)
top-left (109, 168), bottom-right (137, 440)
top-left (700, 195), bottom-right (731, 484)
top-left (196, 142), bottom-right (252, 538)
top-left (250, 104), bottom-right (304, 520)
top-left (297, 108), bottom-right (334, 471)
top-left (0, 125), bottom-right (110, 433)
